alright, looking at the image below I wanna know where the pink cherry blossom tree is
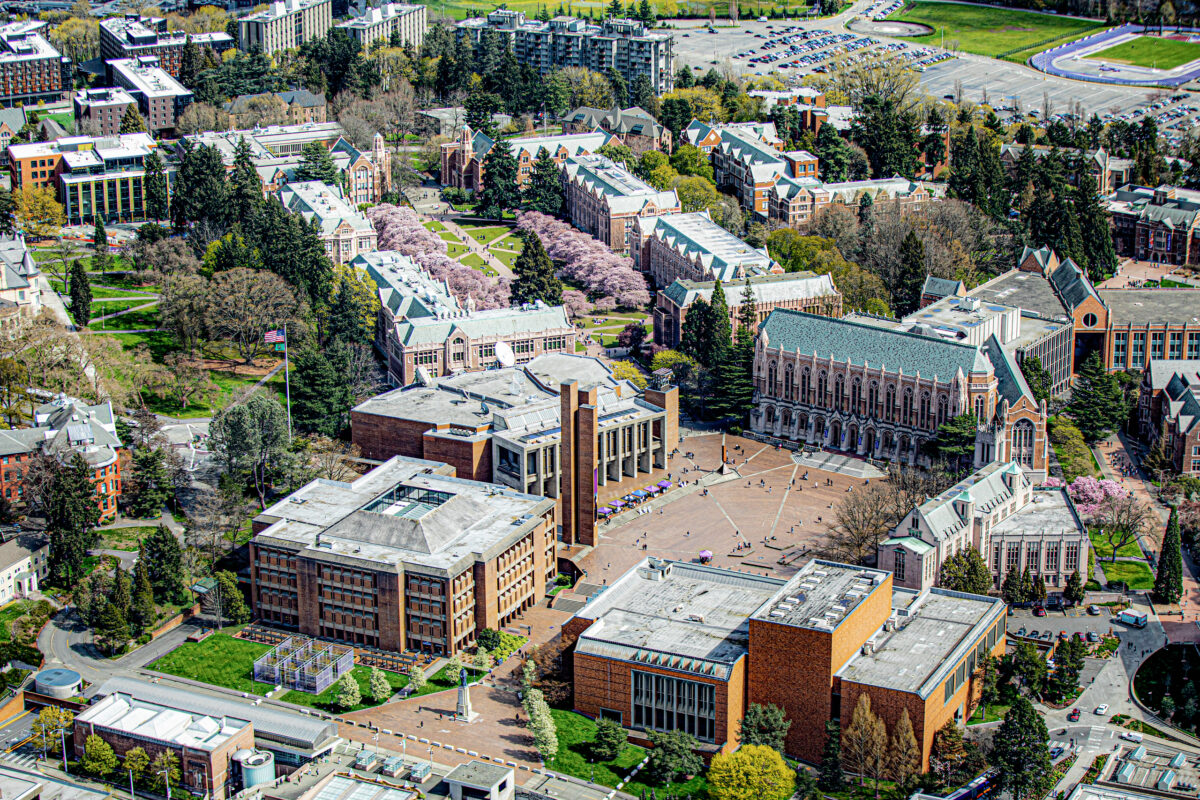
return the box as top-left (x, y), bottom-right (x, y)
top-left (517, 211), bottom-right (651, 309)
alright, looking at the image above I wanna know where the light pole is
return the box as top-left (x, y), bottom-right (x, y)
top-left (129, 768), bottom-right (136, 800)
top-left (59, 727), bottom-right (67, 773)
top-left (160, 767), bottom-right (172, 800)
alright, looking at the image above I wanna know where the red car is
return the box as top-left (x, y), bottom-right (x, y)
top-left (1034, 607), bottom-right (1047, 617)
top-left (1068, 708), bottom-right (1081, 722)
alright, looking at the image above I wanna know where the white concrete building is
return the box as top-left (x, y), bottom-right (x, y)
top-left (337, 2), bottom-right (426, 49)
top-left (279, 181), bottom-right (377, 264)
top-left (238, 0), bottom-right (333, 55)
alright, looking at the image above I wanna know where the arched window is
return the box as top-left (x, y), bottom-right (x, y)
top-left (800, 368), bottom-right (810, 401)
top-left (768, 361), bottom-right (777, 394)
top-left (974, 396), bottom-right (986, 420)
top-left (851, 377), bottom-right (861, 411)
top-left (784, 364), bottom-right (794, 400)
top-left (920, 392), bottom-right (931, 429)
top-left (766, 406), bottom-right (775, 425)
top-left (1012, 419), bottom-right (1035, 467)
top-left (868, 381), bottom-right (878, 412)
top-left (937, 394), bottom-right (949, 427)
top-left (817, 371), bottom-right (828, 406)
top-left (834, 374), bottom-right (845, 411)
top-left (902, 387), bottom-right (913, 422)
top-left (885, 385), bottom-right (896, 421)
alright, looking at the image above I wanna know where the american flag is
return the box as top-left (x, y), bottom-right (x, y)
top-left (264, 329), bottom-right (286, 343)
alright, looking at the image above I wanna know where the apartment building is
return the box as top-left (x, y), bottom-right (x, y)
top-left (1138, 359), bottom-right (1200, 476)
top-left (457, 11), bottom-right (674, 95)
top-left (238, 0), bottom-right (334, 55)
top-left (653, 271), bottom-right (842, 349)
top-left (182, 123), bottom-right (391, 205)
top-left (361, 249), bottom-right (575, 384)
top-left (9, 133), bottom-right (166, 225)
top-left (75, 693), bottom-right (255, 800)
top-left (562, 154), bottom-right (679, 254)
top-left (440, 126), bottom-right (615, 193)
top-left (631, 211), bottom-right (783, 288)
top-left (279, 181), bottom-right (377, 264)
top-left (223, 89), bottom-right (327, 128)
top-left (350, 354), bottom-right (678, 548)
top-left (337, 1), bottom-right (426, 49)
top-left (567, 557), bottom-right (1007, 768)
top-left (751, 309), bottom-right (1050, 480)
top-left (878, 461), bottom-right (1089, 593)
top-left (0, 396), bottom-right (123, 519)
top-left (1107, 184), bottom-right (1200, 266)
top-left (769, 175), bottom-right (944, 228)
top-left (99, 15), bottom-right (233, 79)
top-left (0, 21), bottom-right (71, 108)
top-left (1000, 143), bottom-right (1132, 195)
top-left (562, 106), bottom-right (672, 154)
top-left (109, 56), bottom-right (193, 136)
top-left (73, 88), bottom-right (137, 137)
top-left (250, 455), bottom-right (557, 654)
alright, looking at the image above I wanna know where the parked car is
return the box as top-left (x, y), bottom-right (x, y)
top-left (1121, 732), bottom-right (1143, 742)
top-left (1017, 627), bottom-right (1027, 637)
top-left (1087, 631), bottom-right (1100, 642)
top-left (1095, 704), bottom-right (1110, 715)
top-left (1034, 606), bottom-right (1047, 617)
top-left (1042, 630), bottom-right (1053, 640)
top-left (1059, 631), bottom-right (1068, 640)
top-left (1087, 605), bottom-right (1101, 615)
top-left (1029, 629), bottom-right (1039, 638)
top-left (1068, 708), bottom-right (1081, 721)
top-left (1050, 746), bottom-right (1064, 758)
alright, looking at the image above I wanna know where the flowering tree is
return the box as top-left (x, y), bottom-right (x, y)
top-left (366, 204), bottom-right (511, 310)
top-left (517, 211), bottom-right (650, 309)
top-left (1066, 476), bottom-right (1126, 517)
top-left (561, 289), bottom-right (592, 318)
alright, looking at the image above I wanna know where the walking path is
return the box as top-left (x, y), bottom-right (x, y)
top-left (438, 216), bottom-right (514, 278)
top-left (81, 299), bottom-right (158, 327)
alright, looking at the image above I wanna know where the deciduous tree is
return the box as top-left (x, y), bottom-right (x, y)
top-left (842, 694), bottom-right (886, 788)
top-left (708, 744), bottom-right (796, 800)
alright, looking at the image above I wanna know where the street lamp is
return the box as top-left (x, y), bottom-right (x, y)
top-left (129, 768), bottom-right (136, 800)
top-left (160, 766), bottom-right (172, 800)
top-left (59, 727), bottom-right (67, 774)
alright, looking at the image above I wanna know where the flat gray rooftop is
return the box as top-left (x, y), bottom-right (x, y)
top-left (1100, 289), bottom-right (1200, 325)
top-left (836, 589), bottom-right (1003, 696)
top-left (991, 487), bottom-right (1085, 538)
top-left (573, 559), bottom-right (785, 678)
top-left (968, 271), bottom-right (1070, 321)
top-left (445, 761), bottom-right (512, 788)
top-left (752, 560), bottom-right (889, 631)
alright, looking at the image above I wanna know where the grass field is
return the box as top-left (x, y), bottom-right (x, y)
top-left (1099, 560), bottom-right (1155, 590)
top-left (87, 298), bottom-right (154, 320)
top-left (889, 1), bottom-right (1104, 60)
top-left (87, 305), bottom-right (159, 331)
top-left (1088, 529), bottom-right (1144, 560)
top-left (149, 633), bottom-right (272, 694)
top-left (418, 0), bottom-right (803, 20)
top-left (48, 278), bottom-right (154, 299)
top-left (98, 525), bottom-right (161, 552)
top-left (1085, 35), bottom-right (1200, 69)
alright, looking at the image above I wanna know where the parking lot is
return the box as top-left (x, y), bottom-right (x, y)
top-left (1008, 604), bottom-right (1124, 642)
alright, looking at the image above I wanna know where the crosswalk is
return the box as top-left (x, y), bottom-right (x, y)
top-left (2, 752), bottom-right (38, 769)
top-left (1049, 726), bottom-right (1110, 758)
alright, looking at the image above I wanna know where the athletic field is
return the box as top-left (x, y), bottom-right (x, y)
top-left (1085, 34), bottom-right (1200, 69)
top-left (889, 1), bottom-right (1105, 60)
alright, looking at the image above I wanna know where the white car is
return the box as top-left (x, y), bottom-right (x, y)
top-left (1095, 704), bottom-right (1110, 715)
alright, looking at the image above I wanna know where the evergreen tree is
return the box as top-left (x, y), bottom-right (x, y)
top-left (637, 0), bottom-right (655, 24)
top-left (606, 68), bottom-right (628, 107)
top-left (128, 448), bottom-right (170, 518)
top-left (939, 546), bottom-right (993, 594)
top-left (816, 123), bottom-right (852, 182)
top-left (291, 348), bottom-right (351, 438)
top-left (1019, 355), bottom-right (1053, 405)
top-left (326, 265), bottom-right (379, 346)
top-left (179, 35), bottom-right (201, 90)
top-left (896, 230), bottom-right (925, 315)
top-left (991, 697), bottom-right (1052, 800)
top-left (144, 152), bottom-right (169, 221)
top-left (738, 702), bottom-right (791, 752)
top-left (142, 525), bottom-right (188, 604)
top-left (212, 569), bottom-right (249, 626)
top-left (923, 107), bottom-right (947, 170)
top-left (707, 279), bottom-right (732, 360)
top-left (1155, 508), bottom-right (1184, 604)
top-left (46, 452), bottom-right (101, 584)
top-left (523, 148), bottom-right (564, 216)
top-left (819, 720), bottom-right (845, 790)
top-left (95, 600), bottom-right (129, 654)
top-left (511, 232), bottom-right (563, 307)
top-left (173, 141), bottom-right (229, 228)
top-left (1068, 353), bottom-right (1127, 442)
top-left (92, 217), bottom-right (110, 273)
top-left (478, 139), bottom-right (521, 219)
top-left (119, 106), bottom-right (146, 134)
top-left (1074, 170), bottom-right (1117, 283)
top-left (713, 280), bottom-right (756, 421)
top-left (1001, 565), bottom-right (1024, 604)
top-left (464, 91), bottom-right (502, 138)
top-left (675, 65), bottom-right (694, 88)
top-left (230, 136), bottom-right (262, 222)
top-left (112, 566), bottom-right (132, 615)
top-left (68, 259), bottom-right (91, 325)
top-left (129, 561), bottom-right (156, 637)
top-left (1064, 569), bottom-right (1085, 605)
top-left (850, 95), bottom-right (920, 178)
top-left (0, 186), bottom-right (15, 237)
top-left (679, 296), bottom-right (713, 366)
top-left (630, 74), bottom-right (654, 110)
top-left (295, 142), bottom-right (340, 185)
top-left (924, 412), bottom-right (978, 474)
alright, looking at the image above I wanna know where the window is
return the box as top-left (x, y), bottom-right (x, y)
top-left (415, 351), bottom-right (437, 365)
top-left (1132, 332), bottom-right (1146, 365)
top-left (1025, 544), bottom-right (1040, 571)
top-left (545, 336), bottom-right (565, 350)
top-left (1006, 543), bottom-right (1020, 572)
top-left (1152, 331), bottom-right (1166, 359)
top-left (1065, 543), bottom-right (1079, 571)
top-left (894, 548), bottom-right (906, 581)
top-left (1170, 332), bottom-right (1183, 359)
top-left (1012, 420), bottom-right (1035, 467)
top-left (1045, 543), bottom-right (1059, 572)
top-left (631, 670), bottom-right (716, 743)
top-left (1113, 332), bottom-right (1127, 368)
top-left (1083, 312), bottom-right (1098, 327)
top-left (1189, 332), bottom-right (1200, 360)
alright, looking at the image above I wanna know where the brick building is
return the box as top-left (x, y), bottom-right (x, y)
top-left (0, 21), bottom-right (71, 108)
top-left (562, 106), bottom-right (672, 154)
top-left (878, 461), bottom-right (1090, 593)
top-left (562, 154), bottom-right (679, 254)
top-left (99, 15), bottom-right (232, 79)
top-left (768, 175), bottom-right (944, 229)
top-left (1000, 144), bottom-right (1131, 195)
top-left (567, 557), bottom-right (1007, 767)
top-left (73, 88), bottom-right (137, 137)
top-left (751, 309), bottom-right (1051, 480)
top-left (440, 126), bottom-right (615, 194)
top-left (653, 271), bottom-right (842, 349)
top-left (0, 397), bottom-right (123, 519)
top-left (109, 56), bottom-right (193, 136)
top-left (350, 354), bottom-right (678, 548)
top-left (278, 181), bottom-right (377, 264)
top-left (1107, 184), bottom-right (1200, 266)
top-left (631, 211), bottom-right (783, 288)
top-left (250, 456), bottom-right (556, 654)
top-left (223, 90), bottom-right (327, 128)
top-left (1138, 359), bottom-right (1200, 476)
top-left (75, 692), bottom-right (255, 800)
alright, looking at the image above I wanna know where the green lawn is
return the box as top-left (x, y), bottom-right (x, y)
top-left (84, 298), bottom-right (153, 320)
top-left (494, 234), bottom-right (525, 251)
top-left (87, 305), bottom-right (159, 331)
top-left (492, 249), bottom-right (520, 269)
top-left (413, 664), bottom-right (486, 697)
top-left (447, 243), bottom-right (468, 258)
top-left (141, 368), bottom-right (285, 419)
top-left (967, 703), bottom-right (1010, 725)
top-left (1099, 560), bottom-right (1155, 590)
top-left (421, 0), bottom-right (800, 19)
top-left (455, 223), bottom-right (513, 244)
top-left (98, 525), bottom-right (162, 552)
top-left (423, 221), bottom-right (447, 233)
top-left (889, 1), bottom-right (1104, 59)
top-left (438, 231), bottom-right (464, 243)
top-left (48, 278), bottom-right (155, 299)
top-left (1088, 528), bottom-right (1144, 560)
top-left (41, 111), bottom-right (74, 133)
top-left (461, 253), bottom-right (489, 271)
top-left (149, 633), bottom-right (273, 694)
top-left (280, 665), bottom-right (408, 712)
top-left (0, 602), bottom-right (28, 643)
top-left (1086, 35), bottom-right (1200, 69)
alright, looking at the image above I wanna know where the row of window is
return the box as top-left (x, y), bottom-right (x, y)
top-left (1113, 331), bottom-right (1200, 368)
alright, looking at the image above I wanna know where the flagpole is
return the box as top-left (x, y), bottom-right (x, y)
top-left (283, 323), bottom-right (292, 437)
